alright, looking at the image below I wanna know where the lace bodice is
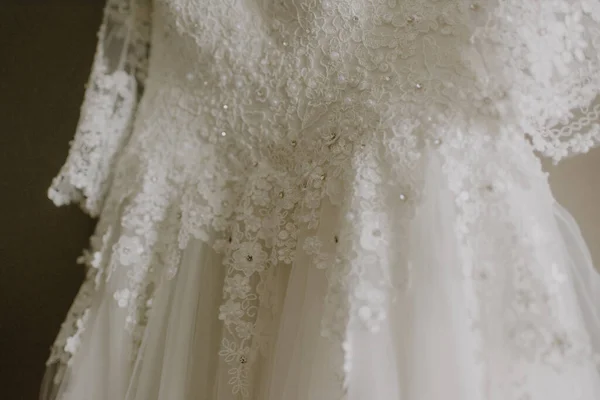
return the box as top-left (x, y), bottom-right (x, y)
top-left (47, 0), bottom-right (600, 397)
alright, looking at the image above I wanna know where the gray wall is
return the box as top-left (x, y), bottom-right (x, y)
top-left (1, 2), bottom-right (102, 399)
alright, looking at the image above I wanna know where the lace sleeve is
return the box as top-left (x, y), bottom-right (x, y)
top-left (48, 0), bottom-right (152, 216)
top-left (473, 1), bottom-right (600, 164)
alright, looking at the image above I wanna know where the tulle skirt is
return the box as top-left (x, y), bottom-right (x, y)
top-left (41, 151), bottom-right (600, 400)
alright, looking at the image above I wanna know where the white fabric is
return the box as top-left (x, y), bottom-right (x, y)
top-left (42, 0), bottom-right (600, 399)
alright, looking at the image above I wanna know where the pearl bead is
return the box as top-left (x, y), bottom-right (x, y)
top-left (415, 83), bottom-right (423, 89)
top-left (399, 193), bottom-right (407, 201)
top-left (223, 104), bottom-right (229, 110)
top-left (221, 131), bottom-right (227, 136)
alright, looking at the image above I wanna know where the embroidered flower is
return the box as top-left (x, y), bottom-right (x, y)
top-left (235, 321), bottom-right (254, 340)
top-left (232, 242), bottom-right (267, 275)
top-left (113, 288), bottom-right (131, 308)
top-left (224, 274), bottom-right (251, 300)
top-left (114, 236), bottom-right (144, 266)
top-left (303, 236), bottom-right (322, 255)
top-left (218, 300), bottom-right (244, 325)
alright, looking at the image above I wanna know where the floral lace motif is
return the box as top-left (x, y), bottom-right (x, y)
top-left (47, 0), bottom-right (600, 397)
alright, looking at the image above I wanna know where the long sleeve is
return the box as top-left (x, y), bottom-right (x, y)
top-left (48, 0), bottom-right (152, 217)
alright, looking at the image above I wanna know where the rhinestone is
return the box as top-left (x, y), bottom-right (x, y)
top-left (470, 3), bottom-right (480, 10)
top-left (240, 356), bottom-right (248, 364)
top-left (283, 41), bottom-right (288, 46)
top-left (320, 174), bottom-right (326, 180)
top-left (433, 139), bottom-right (442, 145)
top-left (291, 140), bottom-right (297, 147)
top-left (353, 16), bottom-right (359, 21)
top-left (415, 83), bottom-right (423, 89)
top-left (279, 191), bottom-right (285, 198)
top-left (399, 193), bottom-right (407, 201)
top-left (407, 15), bottom-right (416, 23)
top-left (246, 255), bottom-right (253, 262)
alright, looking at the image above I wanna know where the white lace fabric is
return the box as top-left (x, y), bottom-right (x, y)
top-left (44, 0), bottom-right (600, 399)
top-left (48, 0), bottom-right (151, 216)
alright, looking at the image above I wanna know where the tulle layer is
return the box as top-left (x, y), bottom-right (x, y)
top-left (42, 151), bottom-right (600, 400)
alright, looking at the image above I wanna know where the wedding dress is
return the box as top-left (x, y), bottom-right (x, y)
top-left (40, 0), bottom-right (600, 399)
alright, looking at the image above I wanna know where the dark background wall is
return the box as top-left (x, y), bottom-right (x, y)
top-left (0, 2), bottom-right (599, 400)
top-left (1, 2), bottom-right (102, 399)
